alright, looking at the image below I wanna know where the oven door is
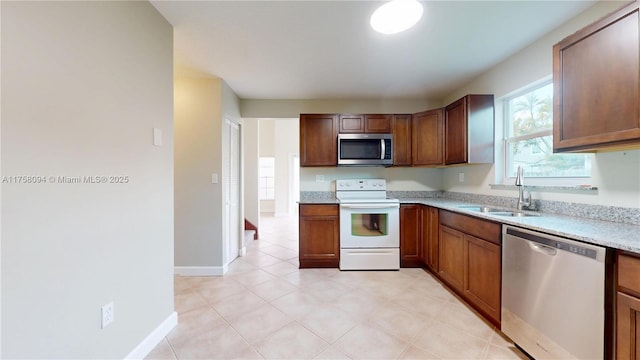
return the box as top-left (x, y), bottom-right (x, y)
top-left (339, 203), bottom-right (399, 248)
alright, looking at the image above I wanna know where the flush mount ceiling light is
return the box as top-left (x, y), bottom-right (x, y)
top-left (370, 0), bottom-right (423, 35)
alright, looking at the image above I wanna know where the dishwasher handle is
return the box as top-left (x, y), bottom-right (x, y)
top-left (528, 241), bottom-right (557, 256)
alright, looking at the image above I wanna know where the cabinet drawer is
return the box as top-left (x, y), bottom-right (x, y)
top-left (300, 204), bottom-right (338, 217)
top-left (439, 210), bottom-right (501, 245)
top-left (619, 253), bottom-right (640, 296)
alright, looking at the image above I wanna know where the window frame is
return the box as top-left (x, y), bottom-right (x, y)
top-left (501, 79), bottom-right (593, 186)
top-left (258, 157), bottom-right (275, 200)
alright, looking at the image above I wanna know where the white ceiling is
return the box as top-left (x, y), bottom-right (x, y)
top-left (151, 1), bottom-right (596, 100)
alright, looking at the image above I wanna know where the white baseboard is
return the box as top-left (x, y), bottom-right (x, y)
top-left (174, 265), bottom-right (228, 276)
top-left (239, 246), bottom-right (247, 257)
top-left (274, 212), bottom-right (289, 218)
top-left (125, 311), bottom-right (177, 359)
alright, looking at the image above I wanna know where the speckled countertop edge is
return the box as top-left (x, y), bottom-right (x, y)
top-left (299, 191), bottom-right (640, 253)
top-left (398, 198), bottom-right (640, 254)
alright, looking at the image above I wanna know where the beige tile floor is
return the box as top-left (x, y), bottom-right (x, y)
top-left (147, 214), bottom-right (528, 360)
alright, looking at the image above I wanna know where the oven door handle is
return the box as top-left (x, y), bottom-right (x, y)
top-left (340, 204), bottom-right (400, 209)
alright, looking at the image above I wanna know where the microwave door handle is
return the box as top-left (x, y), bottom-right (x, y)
top-left (380, 139), bottom-right (385, 160)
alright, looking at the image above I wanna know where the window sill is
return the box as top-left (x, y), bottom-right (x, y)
top-left (489, 184), bottom-right (598, 193)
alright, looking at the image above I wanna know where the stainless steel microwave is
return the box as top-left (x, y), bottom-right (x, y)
top-left (337, 133), bottom-right (393, 166)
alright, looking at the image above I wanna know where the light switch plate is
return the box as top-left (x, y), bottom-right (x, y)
top-left (211, 173), bottom-right (219, 183)
top-left (153, 128), bottom-right (162, 146)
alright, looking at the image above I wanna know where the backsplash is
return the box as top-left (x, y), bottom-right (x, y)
top-left (300, 191), bottom-right (337, 203)
top-left (301, 190), bottom-right (640, 225)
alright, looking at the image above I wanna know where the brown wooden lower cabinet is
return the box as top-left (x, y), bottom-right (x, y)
top-left (438, 210), bottom-right (502, 327)
top-left (421, 206), bottom-right (439, 272)
top-left (617, 252), bottom-right (640, 359)
top-left (617, 292), bottom-right (640, 360)
top-left (438, 225), bottom-right (465, 290)
top-left (400, 204), bottom-right (422, 267)
top-left (464, 234), bottom-right (501, 323)
top-left (298, 204), bottom-right (339, 268)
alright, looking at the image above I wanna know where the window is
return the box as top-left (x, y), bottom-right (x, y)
top-left (259, 157), bottom-right (275, 200)
top-left (504, 81), bottom-right (591, 182)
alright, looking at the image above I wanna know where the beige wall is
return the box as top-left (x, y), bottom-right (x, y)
top-left (174, 77), bottom-right (243, 273)
top-left (441, 0), bottom-right (640, 208)
top-left (258, 119), bottom-right (275, 212)
top-left (273, 119), bottom-right (300, 216)
top-left (300, 167), bottom-right (443, 192)
top-left (243, 119), bottom-right (260, 228)
top-left (174, 78), bottom-right (223, 269)
top-left (1, 1), bottom-right (174, 357)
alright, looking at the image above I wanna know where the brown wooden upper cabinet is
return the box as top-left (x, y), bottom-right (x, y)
top-left (412, 108), bottom-right (444, 166)
top-left (553, 1), bottom-right (640, 152)
top-left (392, 114), bottom-right (412, 166)
top-left (300, 114), bottom-right (338, 167)
top-left (339, 114), bottom-right (392, 133)
top-left (444, 95), bottom-right (495, 165)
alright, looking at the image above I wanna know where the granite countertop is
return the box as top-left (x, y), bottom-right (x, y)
top-left (299, 191), bottom-right (640, 253)
top-left (398, 198), bottom-right (640, 254)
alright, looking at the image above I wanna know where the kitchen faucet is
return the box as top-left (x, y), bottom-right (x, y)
top-left (515, 166), bottom-right (531, 210)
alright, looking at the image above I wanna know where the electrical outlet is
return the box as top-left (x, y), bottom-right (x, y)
top-left (459, 172), bottom-right (465, 183)
top-left (316, 175), bottom-right (325, 183)
top-left (101, 302), bottom-right (114, 329)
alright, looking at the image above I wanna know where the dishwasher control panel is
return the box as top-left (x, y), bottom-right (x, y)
top-left (505, 227), bottom-right (598, 259)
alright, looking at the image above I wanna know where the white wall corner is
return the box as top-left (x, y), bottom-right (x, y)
top-left (125, 311), bottom-right (177, 360)
top-left (174, 265), bottom-right (228, 276)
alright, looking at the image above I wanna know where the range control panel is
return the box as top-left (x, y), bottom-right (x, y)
top-left (336, 179), bottom-right (386, 191)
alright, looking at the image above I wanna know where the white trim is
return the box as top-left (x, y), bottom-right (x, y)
top-left (239, 246), bottom-right (247, 257)
top-left (174, 265), bottom-right (228, 276)
top-left (274, 212), bottom-right (289, 218)
top-left (125, 311), bottom-right (178, 360)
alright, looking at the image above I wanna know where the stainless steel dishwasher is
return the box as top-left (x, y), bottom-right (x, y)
top-left (502, 225), bottom-right (608, 359)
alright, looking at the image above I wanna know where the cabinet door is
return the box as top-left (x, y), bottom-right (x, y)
top-left (427, 207), bottom-right (439, 272)
top-left (400, 204), bottom-right (422, 267)
top-left (617, 292), bottom-right (640, 360)
top-left (445, 97), bottom-right (468, 164)
top-left (553, 2), bottom-right (640, 152)
top-left (393, 114), bottom-right (412, 166)
top-left (421, 206), bottom-right (439, 272)
top-left (464, 234), bottom-right (501, 325)
top-left (299, 205), bottom-right (339, 268)
top-left (365, 114), bottom-right (392, 133)
top-left (438, 225), bottom-right (464, 291)
top-left (339, 114), bottom-right (365, 133)
top-left (300, 114), bottom-right (338, 166)
top-left (412, 108), bottom-right (443, 166)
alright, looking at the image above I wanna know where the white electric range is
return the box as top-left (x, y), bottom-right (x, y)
top-left (335, 179), bottom-right (400, 270)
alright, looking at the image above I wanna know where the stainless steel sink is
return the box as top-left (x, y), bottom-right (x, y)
top-left (457, 205), bottom-right (541, 217)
